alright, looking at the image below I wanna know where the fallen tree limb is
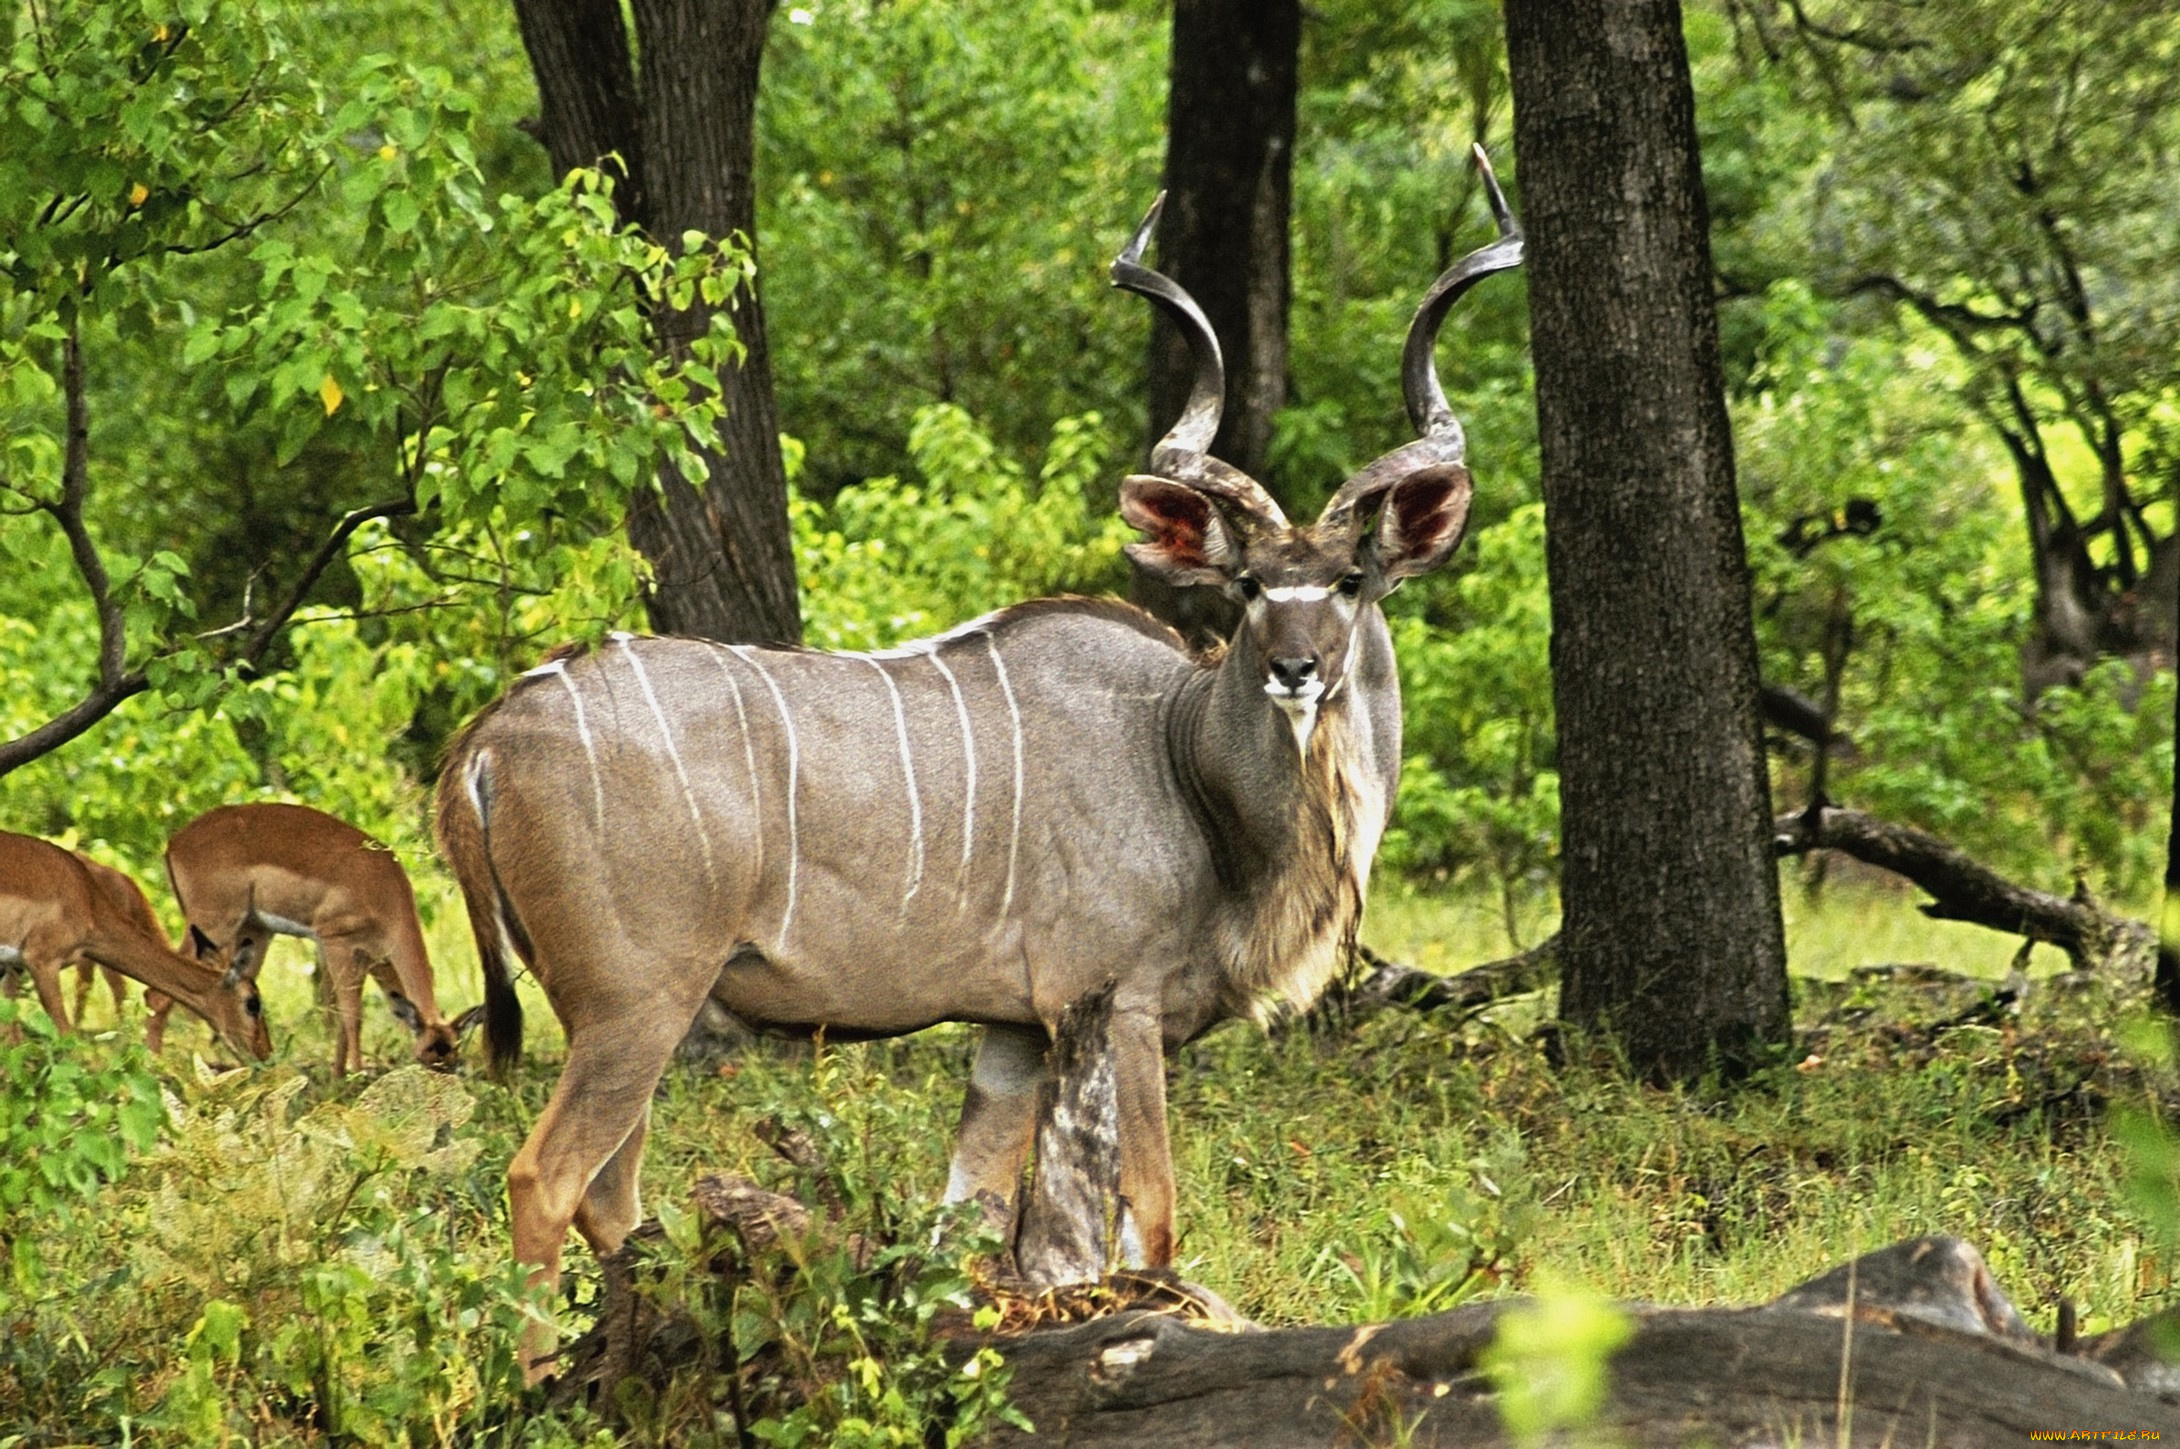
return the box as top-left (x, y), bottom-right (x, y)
top-left (1309, 937), bottom-right (1559, 1027)
top-left (1775, 806), bottom-right (2157, 980)
top-left (1324, 807), bottom-right (2158, 1025)
top-left (982, 1236), bottom-right (2178, 1446)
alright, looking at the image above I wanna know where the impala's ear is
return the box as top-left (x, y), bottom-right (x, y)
top-left (1120, 475), bottom-right (1241, 586)
top-left (1373, 464), bottom-right (1474, 581)
top-left (220, 932), bottom-right (267, 987)
top-left (187, 925), bottom-right (218, 961)
top-left (384, 991), bottom-right (424, 1033)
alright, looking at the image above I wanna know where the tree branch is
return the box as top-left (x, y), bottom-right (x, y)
top-left (234, 497), bottom-right (416, 672)
top-left (1306, 937), bottom-right (1561, 1028)
top-left (0, 326), bottom-right (153, 777)
top-left (0, 330), bottom-right (418, 778)
top-left (1773, 806), bottom-right (2156, 979)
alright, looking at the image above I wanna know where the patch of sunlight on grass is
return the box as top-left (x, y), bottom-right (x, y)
top-left (1368, 873), bottom-right (2072, 984)
top-left (1365, 880), bottom-right (1557, 973)
top-left (1780, 878), bottom-right (2071, 981)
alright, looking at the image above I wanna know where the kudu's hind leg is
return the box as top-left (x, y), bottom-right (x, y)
top-left (573, 1101), bottom-right (651, 1250)
top-left (507, 975), bottom-right (709, 1382)
top-left (944, 1024), bottom-right (1048, 1235)
top-left (1110, 1002), bottom-right (1175, 1268)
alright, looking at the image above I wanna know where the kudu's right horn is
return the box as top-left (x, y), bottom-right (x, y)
top-left (1111, 193), bottom-right (1288, 532)
top-left (1319, 144), bottom-right (1525, 534)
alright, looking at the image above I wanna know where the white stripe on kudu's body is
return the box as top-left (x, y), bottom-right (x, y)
top-left (862, 657), bottom-right (927, 915)
top-left (700, 644), bottom-right (766, 884)
top-left (729, 644), bottom-right (803, 947)
top-left (984, 633), bottom-right (1026, 925)
top-left (926, 649), bottom-right (979, 907)
top-left (438, 159), bottom-right (1521, 1381)
top-left (620, 640), bottom-right (718, 894)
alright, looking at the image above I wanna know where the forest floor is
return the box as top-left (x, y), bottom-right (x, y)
top-left (10, 875), bottom-right (2175, 1440)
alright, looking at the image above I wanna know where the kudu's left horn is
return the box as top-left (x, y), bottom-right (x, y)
top-left (1111, 193), bottom-right (1288, 530)
top-left (1320, 144), bottom-right (1524, 532)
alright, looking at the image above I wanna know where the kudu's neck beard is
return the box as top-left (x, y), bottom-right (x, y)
top-left (1167, 606), bottom-right (1398, 1024)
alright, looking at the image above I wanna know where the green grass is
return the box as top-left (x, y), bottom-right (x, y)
top-left (9, 874), bottom-right (2175, 1443)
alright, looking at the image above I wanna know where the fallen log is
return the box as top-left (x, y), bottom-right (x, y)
top-left (1774, 806), bottom-right (2157, 981)
top-left (1325, 807), bottom-right (2157, 1024)
top-left (1309, 937), bottom-right (1559, 1027)
top-left (560, 1202), bottom-right (2180, 1442)
top-left (982, 1237), bottom-right (2180, 1446)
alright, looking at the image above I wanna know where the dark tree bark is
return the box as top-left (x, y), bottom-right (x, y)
top-left (514, 0), bottom-right (801, 646)
top-left (1504, 0), bottom-right (1789, 1080)
top-left (1150, 0), bottom-right (1297, 491)
top-left (2161, 677), bottom-right (2180, 1014)
top-left (1131, 0), bottom-right (1300, 644)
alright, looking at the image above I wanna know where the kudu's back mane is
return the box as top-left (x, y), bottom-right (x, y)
top-left (877, 595), bottom-right (1192, 661)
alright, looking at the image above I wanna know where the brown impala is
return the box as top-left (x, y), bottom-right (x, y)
top-left (438, 153), bottom-right (1523, 1376)
top-left (0, 831), bottom-right (271, 1061)
top-left (68, 850), bottom-right (160, 1027)
top-left (160, 803), bottom-right (473, 1073)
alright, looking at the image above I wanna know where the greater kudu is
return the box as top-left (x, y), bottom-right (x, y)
top-left (436, 150), bottom-right (1522, 1376)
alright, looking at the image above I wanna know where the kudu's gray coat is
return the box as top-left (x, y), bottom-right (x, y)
top-left (436, 151), bottom-right (1523, 1376)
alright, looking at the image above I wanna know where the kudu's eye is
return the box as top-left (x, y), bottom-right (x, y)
top-left (244, 995), bottom-right (262, 1018)
top-left (1234, 575), bottom-right (1261, 601)
top-left (1338, 571), bottom-right (1365, 597)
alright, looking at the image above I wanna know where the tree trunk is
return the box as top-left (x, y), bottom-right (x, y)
top-left (2160, 675), bottom-right (2180, 1015)
top-left (513, 0), bottom-right (801, 646)
top-left (1150, 0), bottom-right (1297, 491)
top-left (1504, 0), bottom-right (1789, 1080)
top-left (1131, 0), bottom-right (1300, 644)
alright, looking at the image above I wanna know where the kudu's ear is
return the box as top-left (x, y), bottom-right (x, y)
top-left (1372, 464), bottom-right (1475, 582)
top-left (1121, 475), bottom-right (1241, 586)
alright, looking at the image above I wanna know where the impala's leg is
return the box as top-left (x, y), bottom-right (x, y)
top-left (508, 974), bottom-right (710, 1383)
top-left (318, 938), bottom-right (369, 1076)
top-left (27, 957), bottom-right (73, 1033)
top-left (1110, 1001), bottom-right (1174, 1268)
top-left (944, 1024), bottom-right (1048, 1233)
top-left (71, 962), bottom-right (95, 1026)
top-left (143, 991), bottom-right (175, 1053)
top-left (70, 964), bottom-right (129, 1027)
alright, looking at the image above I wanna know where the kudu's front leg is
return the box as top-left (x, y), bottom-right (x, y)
top-left (944, 1023), bottom-right (1048, 1237)
top-left (1110, 1001), bottom-right (1175, 1267)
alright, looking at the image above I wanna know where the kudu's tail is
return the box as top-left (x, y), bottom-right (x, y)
top-left (434, 736), bottom-right (527, 1075)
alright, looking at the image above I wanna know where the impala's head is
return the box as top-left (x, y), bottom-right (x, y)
top-left (388, 1000), bottom-right (486, 1072)
top-left (1113, 147), bottom-right (1523, 732)
top-left (188, 924), bottom-right (275, 1061)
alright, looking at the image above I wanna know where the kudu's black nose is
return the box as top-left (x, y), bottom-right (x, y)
top-left (1269, 656), bottom-right (1319, 691)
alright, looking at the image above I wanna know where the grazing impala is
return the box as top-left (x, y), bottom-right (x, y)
top-left (0, 831), bottom-right (271, 1060)
top-left (159, 803), bottom-right (470, 1074)
top-left (438, 154), bottom-right (1522, 1376)
top-left (69, 851), bottom-right (158, 1028)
